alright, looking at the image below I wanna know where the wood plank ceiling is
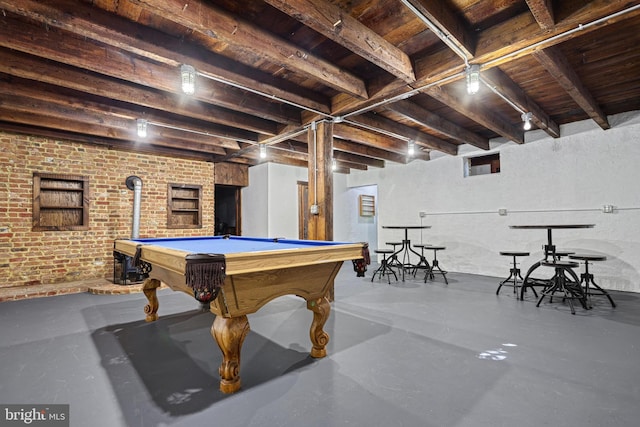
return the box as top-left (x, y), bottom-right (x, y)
top-left (1, 0), bottom-right (639, 172)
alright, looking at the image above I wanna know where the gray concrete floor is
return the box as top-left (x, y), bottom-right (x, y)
top-left (1, 264), bottom-right (639, 427)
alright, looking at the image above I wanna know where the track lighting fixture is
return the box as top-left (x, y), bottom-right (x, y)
top-left (521, 112), bottom-right (533, 130)
top-left (466, 64), bottom-right (480, 95)
top-left (136, 119), bottom-right (147, 138)
top-left (180, 64), bottom-right (196, 95)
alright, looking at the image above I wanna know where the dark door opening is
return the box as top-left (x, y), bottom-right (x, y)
top-left (215, 185), bottom-right (241, 236)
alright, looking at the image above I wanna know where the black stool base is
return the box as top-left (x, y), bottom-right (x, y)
top-left (497, 252), bottom-right (530, 296)
top-left (371, 250), bottom-right (398, 284)
top-left (536, 261), bottom-right (587, 315)
top-left (423, 246), bottom-right (448, 284)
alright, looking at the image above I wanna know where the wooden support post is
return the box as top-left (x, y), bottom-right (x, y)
top-left (307, 121), bottom-right (335, 299)
top-left (306, 120), bottom-right (333, 241)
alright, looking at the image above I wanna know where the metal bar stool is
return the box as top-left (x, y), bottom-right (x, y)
top-left (412, 244), bottom-right (431, 277)
top-left (497, 251), bottom-right (530, 295)
top-left (536, 260), bottom-right (587, 314)
top-left (520, 250), bottom-right (576, 300)
top-left (385, 242), bottom-right (403, 270)
top-left (569, 254), bottom-right (616, 308)
top-left (423, 246), bottom-right (448, 284)
top-left (371, 249), bottom-right (398, 284)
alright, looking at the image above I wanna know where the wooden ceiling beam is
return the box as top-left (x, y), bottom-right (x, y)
top-left (475, 0), bottom-right (639, 67)
top-left (0, 121), bottom-right (217, 161)
top-left (533, 46), bottom-right (610, 129)
top-left (423, 85), bottom-right (525, 144)
top-left (263, 147), bottom-right (309, 163)
top-left (127, 0), bottom-right (368, 99)
top-left (334, 160), bottom-right (367, 171)
top-left (346, 112), bottom-right (458, 155)
top-left (333, 138), bottom-right (401, 164)
top-left (329, 1), bottom-right (637, 131)
top-left (0, 76), bottom-right (250, 149)
top-left (0, 48), bottom-right (280, 137)
top-left (333, 123), bottom-right (408, 154)
top-left (401, 0), bottom-right (476, 59)
top-left (0, 107), bottom-right (227, 156)
top-left (409, 150), bottom-right (431, 162)
top-left (480, 67), bottom-right (561, 138)
top-left (0, 75), bottom-right (258, 145)
top-left (386, 100), bottom-right (489, 149)
top-left (276, 122), bottom-right (414, 166)
top-left (332, 149), bottom-right (386, 168)
top-left (271, 140), bottom-right (309, 155)
top-left (0, 15), bottom-right (300, 126)
top-left (525, 0), bottom-right (555, 30)
top-left (264, 0), bottom-right (416, 83)
top-left (272, 129), bottom-right (409, 167)
top-left (0, 0), bottom-right (332, 116)
top-left (248, 139), bottom-right (375, 170)
top-left (238, 148), bottom-right (309, 167)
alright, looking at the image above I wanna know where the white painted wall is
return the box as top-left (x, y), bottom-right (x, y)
top-left (243, 162), bottom-right (377, 246)
top-left (242, 111), bottom-right (640, 292)
top-left (347, 111), bottom-right (640, 292)
top-left (241, 162), bottom-right (269, 237)
top-left (242, 162), bottom-right (308, 239)
top-left (334, 181), bottom-right (378, 247)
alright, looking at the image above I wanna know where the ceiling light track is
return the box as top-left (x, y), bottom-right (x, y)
top-left (343, 118), bottom-right (414, 145)
top-left (140, 119), bottom-right (256, 144)
top-left (216, 126), bottom-right (311, 162)
top-left (481, 78), bottom-right (524, 114)
top-left (343, 73), bottom-right (461, 119)
top-left (196, 71), bottom-right (333, 119)
top-left (398, 0), bottom-right (471, 64)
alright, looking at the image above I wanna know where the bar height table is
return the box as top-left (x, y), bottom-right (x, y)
top-left (382, 225), bottom-right (431, 281)
top-left (509, 224), bottom-right (594, 300)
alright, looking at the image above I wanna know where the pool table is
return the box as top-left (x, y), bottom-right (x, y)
top-left (113, 235), bottom-right (368, 393)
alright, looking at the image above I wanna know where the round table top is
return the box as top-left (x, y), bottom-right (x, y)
top-left (509, 224), bottom-right (595, 229)
top-left (569, 254), bottom-right (607, 261)
top-left (382, 225), bottom-right (431, 229)
top-left (500, 251), bottom-right (530, 256)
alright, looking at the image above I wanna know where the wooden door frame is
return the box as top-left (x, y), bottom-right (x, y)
top-left (297, 181), bottom-right (308, 240)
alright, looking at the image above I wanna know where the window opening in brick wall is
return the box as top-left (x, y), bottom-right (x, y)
top-left (33, 173), bottom-right (89, 231)
top-left (463, 153), bottom-right (500, 177)
top-left (168, 183), bottom-right (202, 229)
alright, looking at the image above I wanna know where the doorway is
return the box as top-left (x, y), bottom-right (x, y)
top-left (215, 185), bottom-right (241, 235)
top-left (297, 181), bottom-right (309, 239)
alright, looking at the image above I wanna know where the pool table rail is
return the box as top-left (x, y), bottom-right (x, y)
top-left (114, 239), bottom-right (364, 276)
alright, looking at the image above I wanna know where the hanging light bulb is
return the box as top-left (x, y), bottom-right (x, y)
top-left (259, 143), bottom-right (267, 159)
top-left (466, 64), bottom-right (480, 95)
top-left (408, 140), bottom-right (415, 156)
top-left (180, 64), bottom-right (196, 95)
top-left (136, 119), bottom-right (148, 138)
top-left (521, 112), bottom-right (533, 130)
top-left (332, 158), bottom-right (337, 171)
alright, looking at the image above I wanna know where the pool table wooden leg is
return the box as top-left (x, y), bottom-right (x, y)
top-left (212, 315), bottom-right (249, 394)
top-left (142, 278), bottom-right (161, 322)
top-left (307, 297), bottom-right (330, 358)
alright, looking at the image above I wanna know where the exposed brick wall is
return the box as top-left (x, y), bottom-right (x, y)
top-left (0, 131), bottom-right (215, 288)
